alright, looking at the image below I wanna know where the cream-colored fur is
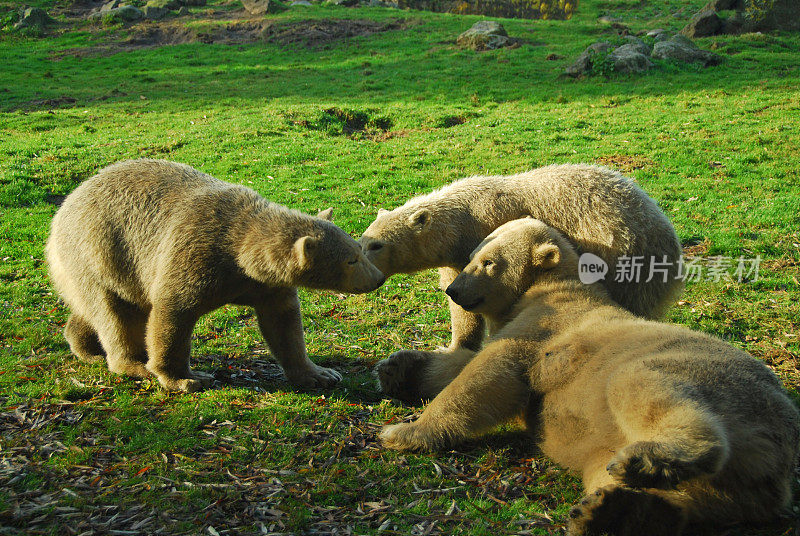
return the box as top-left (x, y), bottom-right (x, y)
top-left (363, 165), bottom-right (684, 402)
top-left (46, 159), bottom-right (384, 392)
top-left (380, 218), bottom-right (800, 536)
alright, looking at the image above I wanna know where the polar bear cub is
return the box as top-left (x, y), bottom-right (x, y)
top-left (380, 218), bottom-right (800, 536)
top-left (46, 159), bottom-right (384, 392)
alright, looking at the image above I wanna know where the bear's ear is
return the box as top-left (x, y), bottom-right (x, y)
top-left (377, 208), bottom-right (389, 217)
top-left (294, 235), bottom-right (319, 267)
top-left (317, 208), bottom-right (334, 221)
top-left (533, 243), bottom-right (561, 270)
top-left (408, 209), bottom-right (431, 232)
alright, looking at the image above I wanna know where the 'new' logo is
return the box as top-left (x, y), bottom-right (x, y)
top-left (578, 253), bottom-right (608, 284)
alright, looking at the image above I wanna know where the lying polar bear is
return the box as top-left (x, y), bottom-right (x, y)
top-left (362, 164), bottom-right (684, 403)
top-left (380, 218), bottom-right (800, 536)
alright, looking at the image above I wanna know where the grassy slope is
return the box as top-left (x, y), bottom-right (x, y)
top-left (1, 0), bottom-right (798, 534)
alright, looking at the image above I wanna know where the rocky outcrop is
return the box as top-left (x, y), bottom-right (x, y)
top-left (14, 7), bottom-right (55, 30)
top-left (652, 34), bottom-right (722, 66)
top-left (681, 9), bottom-right (722, 37)
top-left (682, 0), bottom-right (800, 36)
top-left (610, 43), bottom-right (654, 73)
top-left (89, 4), bottom-right (144, 21)
top-left (566, 32), bottom-right (721, 77)
top-left (242, 0), bottom-right (286, 14)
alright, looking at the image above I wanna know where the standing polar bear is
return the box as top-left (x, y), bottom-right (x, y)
top-left (361, 164), bottom-right (684, 402)
top-left (381, 218), bottom-right (800, 536)
top-left (46, 159), bottom-right (384, 392)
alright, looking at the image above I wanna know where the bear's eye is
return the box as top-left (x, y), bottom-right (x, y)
top-left (482, 259), bottom-right (493, 268)
top-left (368, 243), bottom-right (384, 252)
top-left (348, 258), bottom-right (359, 266)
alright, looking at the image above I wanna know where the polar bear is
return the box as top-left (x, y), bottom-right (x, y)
top-left (46, 159), bottom-right (385, 392)
top-left (362, 164), bottom-right (683, 402)
top-left (380, 218), bottom-right (800, 536)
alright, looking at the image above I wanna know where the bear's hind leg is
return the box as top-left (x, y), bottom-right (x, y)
top-left (606, 369), bottom-right (729, 489)
top-left (567, 485), bottom-right (686, 536)
top-left (91, 292), bottom-right (151, 379)
top-left (145, 304), bottom-right (211, 392)
top-left (65, 314), bottom-right (105, 362)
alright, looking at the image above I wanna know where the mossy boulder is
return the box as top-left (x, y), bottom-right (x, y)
top-left (242, 0), bottom-right (287, 14)
top-left (457, 21), bottom-right (512, 50)
top-left (13, 7), bottom-right (55, 30)
top-left (739, 0), bottom-right (800, 32)
top-left (683, 0), bottom-right (799, 35)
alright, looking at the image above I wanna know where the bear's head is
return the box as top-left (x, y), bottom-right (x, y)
top-left (445, 218), bottom-right (579, 318)
top-left (293, 209), bottom-right (386, 294)
top-left (360, 204), bottom-right (460, 277)
top-left (240, 208), bottom-right (385, 294)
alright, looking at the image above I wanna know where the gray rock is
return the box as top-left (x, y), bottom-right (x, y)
top-left (681, 9), bottom-right (722, 37)
top-left (597, 15), bottom-right (621, 23)
top-left (671, 34), bottom-right (697, 48)
top-left (141, 4), bottom-right (168, 18)
top-left (565, 41), bottom-right (613, 76)
top-left (290, 0), bottom-right (312, 5)
top-left (90, 5), bottom-right (144, 21)
top-left (622, 35), bottom-right (651, 55)
top-left (99, 0), bottom-right (125, 12)
top-left (14, 7), bottom-right (55, 29)
top-left (328, 0), bottom-right (358, 4)
top-left (720, 12), bottom-right (744, 34)
top-left (180, 0), bottom-right (206, 5)
top-left (652, 36), bottom-right (722, 66)
top-left (610, 44), bottom-right (654, 73)
top-left (645, 28), bottom-right (672, 41)
top-left (469, 21), bottom-right (508, 36)
top-left (739, 0), bottom-right (800, 32)
top-left (457, 21), bottom-right (511, 51)
top-left (241, 0), bottom-right (285, 14)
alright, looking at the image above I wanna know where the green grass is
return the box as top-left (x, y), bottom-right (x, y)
top-left (1, 0), bottom-right (799, 534)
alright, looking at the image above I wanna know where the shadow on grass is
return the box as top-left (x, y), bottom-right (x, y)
top-left (190, 351), bottom-right (386, 403)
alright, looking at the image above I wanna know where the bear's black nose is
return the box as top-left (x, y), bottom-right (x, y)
top-left (445, 286), bottom-right (458, 302)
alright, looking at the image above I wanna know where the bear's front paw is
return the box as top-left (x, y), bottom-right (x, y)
top-left (380, 422), bottom-right (442, 451)
top-left (286, 363), bottom-right (342, 389)
top-left (375, 350), bottom-right (432, 404)
top-left (150, 370), bottom-right (215, 392)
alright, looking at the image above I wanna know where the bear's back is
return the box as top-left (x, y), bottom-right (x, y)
top-left (48, 159), bottom-right (249, 304)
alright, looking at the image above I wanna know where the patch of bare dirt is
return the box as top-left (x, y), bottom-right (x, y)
top-left (49, 17), bottom-right (405, 60)
top-left (261, 18), bottom-right (404, 48)
top-left (682, 237), bottom-right (711, 257)
top-left (10, 96), bottom-right (77, 111)
top-left (50, 20), bottom-right (268, 59)
top-left (595, 154), bottom-right (654, 173)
